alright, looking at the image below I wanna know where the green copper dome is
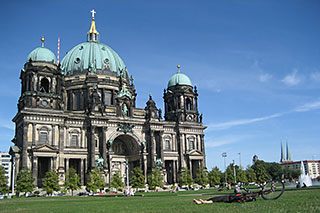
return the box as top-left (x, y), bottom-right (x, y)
top-left (168, 72), bottom-right (192, 88)
top-left (27, 47), bottom-right (57, 64)
top-left (61, 41), bottom-right (128, 79)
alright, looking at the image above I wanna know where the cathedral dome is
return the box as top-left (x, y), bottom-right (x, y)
top-left (61, 41), bottom-right (128, 79)
top-left (61, 12), bottom-right (128, 79)
top-left (27, 38), bottom-right (57, 64)
top-left (167, 65), bottom-right (192, 88)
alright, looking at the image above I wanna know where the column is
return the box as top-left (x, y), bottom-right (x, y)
top-left (90, 126), bottom-right (96, 169)
top-left (32, 156), bottom-right (38, 186)
top-left (52, 157), bottom-right (57, 171)
top-left (59, 125), bottom-right (65, 152)
top-left (200, 135), bottom-right (206, 167)
top-left (52, 125), bottom-right (55, 146)
top-left (173, 160), bottom-right (177, 184)
top-left (80, 159), bottom-right (84, 184)
top-left (150, 131), bottom-right (155, 168)
top-left (102, 127), bottom-right (107, 169)
top-left (65, 158), bottom-right (69, 174)
top-left (159, 131), bottom-right (164, 168)
top-left (22, 122), bottom-right (29, 168)
top-left (32, 123), bottom-right (36, 146)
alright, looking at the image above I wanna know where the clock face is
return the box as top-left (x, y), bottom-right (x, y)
top-left (41, 100), bottom-right (48, 106)
top-left (187, 114), bottom-right (193, 121)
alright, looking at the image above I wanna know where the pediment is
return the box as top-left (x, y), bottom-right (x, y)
top-left (187, 150), bottom-right (202, 156)
top-left (33, 144), bottom-right (58, 152)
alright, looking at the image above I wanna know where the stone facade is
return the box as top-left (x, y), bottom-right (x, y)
top-left (10, 16), bottom-right (206, 188)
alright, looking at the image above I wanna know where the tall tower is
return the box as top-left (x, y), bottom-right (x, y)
top-left (163, 65), bottom-right (200, 123)
top-left (286, 141), bottom-right (292, 161)
top-left (280, 141), bottom-right (285, 162)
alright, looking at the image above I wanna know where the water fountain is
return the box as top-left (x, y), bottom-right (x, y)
top-left (298, 161), bottom-right (312, 187)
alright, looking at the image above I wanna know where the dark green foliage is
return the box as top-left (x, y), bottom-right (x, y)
top-left (110, 171), bottom-right (124, 190)
top-left (147, 168), bottom-right (163, 190)
top-left (130, 167), bottom-right (145, 189)
top-left (86, 168), bottom-right (105, 192)
top-left (64, 168), bottom-right (81, 196)
top-left (283, 167), bottom-right (301, 179)
top-left (16, 168), bottom-right (35, 195)
top-left (42, 170), bottom-right (60, 195)
top-left (0, 166), bottom-right (9, 194)
top-left (178, 168), bottom-right (193, 187)
top-left (236, 167), bottom-right (248, 183)
top-left (246, 167), bottom-right (257, 183)
top-left (225, 163), bottom-right (236, 183)
top-left (252, 161), bottom-right (270, 183)
top-left (208, 167), bottom-right (221, 186)
top-left (195, 167), bottom-right (209, 187)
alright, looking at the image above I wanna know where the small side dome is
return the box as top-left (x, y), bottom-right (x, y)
top-left (27, 38), bottom-right (56, 64)
top-left (167, 65), bottom-right (192, 88)
top-left (27, 47), bottom-right (57, 64)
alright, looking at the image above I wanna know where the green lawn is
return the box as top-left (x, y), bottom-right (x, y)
top-left (0, 188), bottom-right (319, 213)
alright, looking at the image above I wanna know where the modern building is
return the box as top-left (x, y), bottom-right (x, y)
top-left (10, 11), bottom-right (206, 187)
top-left (280, 160), bottom-right (320, 179)
top-left (0, 152), bottom-right (11, 186)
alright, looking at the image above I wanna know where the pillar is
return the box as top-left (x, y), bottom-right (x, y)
top-left (32, 123), bottom-right (36, 146)
top-left (32, 156), bottom-right (38, 185)
top-left (200, 135), bottom-right (206, 167)
top-left (90, 126), bottom-right (96, 169)
top-left (65, 158), bottom-right (69, 174)
top-left (102, 127), bottom-right (107, 169)
top-left (80, 159), bottom-right (84, 184)
top-left (22, 122), bottom-right (29, 168)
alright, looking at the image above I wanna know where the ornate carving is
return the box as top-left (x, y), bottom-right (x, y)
top-left (156, 158), bottom-right (162, 169)
top-left (117, 123), bottom-right (135, 134)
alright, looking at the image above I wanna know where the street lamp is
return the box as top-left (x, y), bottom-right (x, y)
top-left (222, 152), bottom-right (227, 184)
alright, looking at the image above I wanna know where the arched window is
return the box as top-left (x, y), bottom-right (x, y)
top-left (39, 127), bottom-right (49, 145)
top-left (186, 98), bottom-right (192, 110)
top-left (189, 138), bottom-right (195, 150)
top-left (71, 135), bottom-right (78, 147)
top-left (40, 77), bottom-right (49, 93)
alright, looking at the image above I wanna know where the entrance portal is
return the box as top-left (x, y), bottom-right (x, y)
top-left (111, 135), bottom-right (141, 181)
top-left (38, 157), bottom-right (51, 187)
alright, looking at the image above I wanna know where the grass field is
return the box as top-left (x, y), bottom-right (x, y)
top-left (0, 188), bottom-right (319, 213)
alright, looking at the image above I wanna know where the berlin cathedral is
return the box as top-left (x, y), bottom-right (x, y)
top-left (10, 11), bottom-right (206, 187)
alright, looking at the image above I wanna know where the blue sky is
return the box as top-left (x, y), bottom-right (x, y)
top-left (0, 0), bottom-right (320, 171)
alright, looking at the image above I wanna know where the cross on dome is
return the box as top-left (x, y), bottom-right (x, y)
top-left (90, 9), bottom-right (96, 19)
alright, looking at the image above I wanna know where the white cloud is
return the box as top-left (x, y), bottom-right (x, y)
top-left (206, 100), bottom-right (320, 132)
top-left (294, 100), bottom-right (320, 112)
top-left (259, 73), bottom-right (272, 82)
top-left (207, 112), bottom-right (285, 131)
top-left (205, 135), bottom-right (247, 148)
top-left (0, 119), bottom-right (14, 130)
top-left (310, 72), bottom-right (320, 82)
top-left (252, 60), bottom-right (272, 82)
top-left (282, 69), bottom-right (301, 86)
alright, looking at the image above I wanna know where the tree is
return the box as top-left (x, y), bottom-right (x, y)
top-left (178, 168), bottom-right (193, 188)
top-left (42, 170), bottom-right (60, 195)
top-left (246, 167), bottom-right (257, 183)
top-left (225, 163), bottom-right (235, 184)
top-left (208, 167), bottom-right (221, 187)
top-left (110, 171), bottom-right (124, 191)
top-left (16, 168), bottom-right (35, 196)
top-left (64, 168), bottom-right (81, 196)
top-left (236, 167), bottom-right (248, 184)
top-left (283, 168), bottom-right (301, 180)
top-left (86, 168), bottom-right (105, 193)
top-left (252, 162), bottom-right (270, 183)
top-left (147, 168), bottom-right (163, 190)
top-left (130, 167), bottom-right (145, 189)
top-left (0, 166), bottom-right (9, 194)
top-left (195, 167), bottom-right (209, 187)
